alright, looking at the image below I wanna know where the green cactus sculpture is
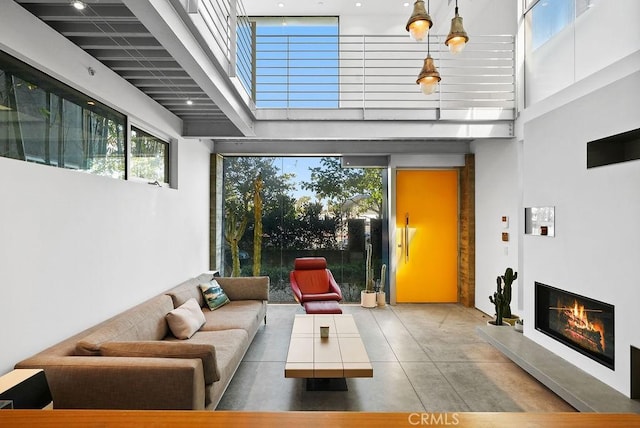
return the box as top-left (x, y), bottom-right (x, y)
top-left (500, 267), bottom-right (518, 319)
top-left (489, 276), bottom-right (505, 325)
top-left (364, 243), bottom-right (375, 293)
top-left (489, 267), bottom-right (518, 325)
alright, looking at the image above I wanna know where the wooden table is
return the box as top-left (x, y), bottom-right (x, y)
top-left (2, 410), bottom-right (640, 428)
top-left (285, 314), bottom-right (373, 381)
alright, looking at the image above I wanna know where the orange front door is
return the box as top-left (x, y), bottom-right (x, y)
top-left (396, 170), bottom-right (458, 303)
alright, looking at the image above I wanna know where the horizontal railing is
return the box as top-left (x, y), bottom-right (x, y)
top-left (254, 34), bottom-right (515, 114)
top-left (181, 2), bottom-right (514, 117)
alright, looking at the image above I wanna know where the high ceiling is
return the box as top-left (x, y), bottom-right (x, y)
top-left (11, 0), bottom-right (506, 149)
top-left (14, 0), bottom-right (245, 137)
top-left (243, 0), bottom-right (475, 34)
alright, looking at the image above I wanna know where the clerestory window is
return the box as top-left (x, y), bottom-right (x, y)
top-left (0, 50), bottom-right (171, 187)
top-left (0, 50), bottom-right (126, 179)
top-left (130, 127), bottom-right (170, 186)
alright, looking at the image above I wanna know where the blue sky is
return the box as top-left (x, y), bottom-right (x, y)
top-left (278, 157), bottom-right (319, 200)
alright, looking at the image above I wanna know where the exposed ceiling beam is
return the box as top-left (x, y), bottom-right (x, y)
top-left (212, 138), bottom-right (472, 156)
top-left (122, 0), bottom-right (255, 136)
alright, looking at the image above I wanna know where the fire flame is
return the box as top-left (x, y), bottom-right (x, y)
top-left (570, 300), bottom-right (606, 352)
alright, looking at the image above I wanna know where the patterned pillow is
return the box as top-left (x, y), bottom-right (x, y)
top-left (200, 280), bottom-right (230, 311)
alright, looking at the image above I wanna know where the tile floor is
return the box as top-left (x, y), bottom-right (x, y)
top-left (217, 303), bottom-right (576, 412)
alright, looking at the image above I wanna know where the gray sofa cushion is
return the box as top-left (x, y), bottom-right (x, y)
top-left (165, 329), bottom-right (249, 408)
top-left (200, 300), bottom-right (266, 334)
top-left (75, 295), bottom-right (174, 356)
top-left (99, 341), bottom-right (220, 384)
top-left (216, 277), bottom-right (270, 301)
top-left (166, 273), bottom-right (214, 308)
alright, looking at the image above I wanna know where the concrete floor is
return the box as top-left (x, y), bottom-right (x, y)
top-left (217, 303), bottom-right (576, 412)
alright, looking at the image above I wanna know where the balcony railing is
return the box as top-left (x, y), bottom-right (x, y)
top-left (183, 2), bottom-right (515, 119)
top-left (251, 34), bottom-right (515, 117)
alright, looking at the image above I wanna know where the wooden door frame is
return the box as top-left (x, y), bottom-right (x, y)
top-left (388, 155), bottom-right (475, 307)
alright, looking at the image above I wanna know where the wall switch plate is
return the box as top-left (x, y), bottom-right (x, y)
top-left (501, 232), bottom-right (509, 242)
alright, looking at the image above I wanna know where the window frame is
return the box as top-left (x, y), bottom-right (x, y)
top-left (129, 124), bottom-right (171, 186)
top-left (0, 49), bottom-right (127, 178)
top-left (0, 49), bottom-right (175, 188)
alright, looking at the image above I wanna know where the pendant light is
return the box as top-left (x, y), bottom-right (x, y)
top-left (417, 33), bottom-right (440, 95)
top-left (445, 0), bottom-right (469, 54)
top-left (405, 0), bottom-right (432, 42)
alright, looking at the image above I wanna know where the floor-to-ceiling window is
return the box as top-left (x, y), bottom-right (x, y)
top-left (222, 156), bottom-right (386, 303)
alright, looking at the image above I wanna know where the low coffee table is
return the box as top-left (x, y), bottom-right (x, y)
top-left (285, 314), bottom-right (373, 390)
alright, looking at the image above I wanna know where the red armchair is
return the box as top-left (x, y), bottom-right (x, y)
top-left (289, 257), bottom-right (343, 305)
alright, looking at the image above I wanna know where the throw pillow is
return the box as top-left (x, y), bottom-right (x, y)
top-left (99, 341), bottom-right (220, 383)
top-left (200, 280), bottom-right (230, 311)
top-left (166, 298), bottom-right (206, 339)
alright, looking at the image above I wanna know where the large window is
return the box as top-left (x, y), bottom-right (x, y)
top-left (130, 127), bottom-right (169, 185)
top-left (253, 17), bottom-right (339, 108)
top-left (222, 156), bottom-right (386, 303)
top-left (0, 50), bottom-right (126, 178)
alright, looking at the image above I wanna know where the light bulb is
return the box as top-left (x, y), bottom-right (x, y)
top-left (419, 78), bottom-right (438, 95)
top-left (447, 36), bottom-right (467, 54)
top-left (408, 20), bottom-right (430, 42)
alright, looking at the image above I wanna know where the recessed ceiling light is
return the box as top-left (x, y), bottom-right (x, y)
top-left (87, 100), bottom-right (96, 106)
top-left (71, 1), bottom-right (86, 10)
top-left (403, 2), bottom-right (410, 6)
top-left (186, 99), bottom-right (194, 105)
top-left (355, 2), bottom-right (362, 6)
top-left (278, 2), bottom-right (285, 7)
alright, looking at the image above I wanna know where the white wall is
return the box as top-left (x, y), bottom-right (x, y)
top-left (0, 3), bottom-right (211, 374)
top-left (525, 0), bottom-right (640, 106)
top-left (473, 139), bottom-right (521, 317)
top-left (521, 70), bottom-right (640, 396)
top-left (340, 0), bottom-right (517, 36)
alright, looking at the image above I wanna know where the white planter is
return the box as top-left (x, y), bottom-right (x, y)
top-left (361, 291), bottom-right (377, 308)
top-left (376, 291), bottom-right (386, 306)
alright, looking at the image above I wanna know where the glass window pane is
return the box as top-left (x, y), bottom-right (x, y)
top-left (529, 0), bottom-right (574, 51)
top-left (0, 50), bottom-right (125, 179)
top-left (222, 156), bottom-right (386, 303)
top-left (252, 17), bottom-right (339, 108)
top-left (130, 127), bottom-right (169, 184)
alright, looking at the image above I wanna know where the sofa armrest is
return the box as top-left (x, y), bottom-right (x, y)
top-left (99, 341), bottom-right (219, 384)
top-left (216, 276), bottom-right (269, 301)
top-left (15, 356), bottom-right (205, 410)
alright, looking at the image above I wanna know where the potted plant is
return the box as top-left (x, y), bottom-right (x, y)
top-left (488, 275), bottom-right (506, 325)
top-left (361, 243), bottom-right (377, 308)
top-left (488, 267), bottom-right (518, 326)
top-left (500, 267), bottom-right (519, 326)
top-left (376, 264), bottom-right (387, 306)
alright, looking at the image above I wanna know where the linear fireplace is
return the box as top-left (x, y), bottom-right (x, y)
top-left (535, 282), bottom-right (615, 369)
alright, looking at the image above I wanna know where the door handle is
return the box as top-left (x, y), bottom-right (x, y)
top-left (405, 213), bottom-right (409, 263)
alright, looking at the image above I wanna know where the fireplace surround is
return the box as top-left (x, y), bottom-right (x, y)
top-left (535, 282), bottom-right (615, 370)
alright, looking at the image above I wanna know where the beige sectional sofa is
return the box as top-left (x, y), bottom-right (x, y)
top-left (15, 273), bottom-right (269, 410)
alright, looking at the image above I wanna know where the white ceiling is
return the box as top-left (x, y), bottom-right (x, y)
top-left (241, 0), bottom-right (511, 36)
top-left (242, 0), bottom-right (421, 16)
